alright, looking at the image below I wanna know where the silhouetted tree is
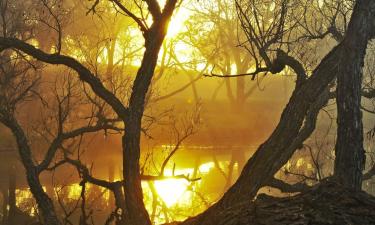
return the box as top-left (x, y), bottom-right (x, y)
top-left (180, 0), bottom-right (375, 224)
top-left (333, 0), bottom-right (369, 190)
top-left (0, 0), bottom-right (180, 224)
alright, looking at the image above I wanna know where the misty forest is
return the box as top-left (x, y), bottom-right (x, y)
top-left (0, 0), bottom-right (375, 224)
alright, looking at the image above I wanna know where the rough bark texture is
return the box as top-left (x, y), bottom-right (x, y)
top-left (169, 180), bottom-right (375, 225)
top-left (333, 0), bottom-right (370, 190)
top-left (180, 1), bottom-right (375, 224)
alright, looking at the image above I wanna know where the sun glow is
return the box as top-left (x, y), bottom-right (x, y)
top-left (150, 167), bottom-right (194, 206)
top-left (166, 6), bottom-right (191, 38)
top-left (154, 0), bottom-right (192, 38)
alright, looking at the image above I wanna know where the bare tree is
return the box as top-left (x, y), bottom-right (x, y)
top-left (179, 0), bottom-right (375, 224)
top-left (0, 0), bottom-right (181, 224)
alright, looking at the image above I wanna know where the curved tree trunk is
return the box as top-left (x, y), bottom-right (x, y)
top-left (1, 117), bottom-right (59, 225)
top-left (181, 1), bottom-right (375, 224)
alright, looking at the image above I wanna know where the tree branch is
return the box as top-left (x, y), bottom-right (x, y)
top-left (111, 0), bottom-right (148, 33)
top-left (204, 66), bottom-right (268, 80)
top-left (144, 0), bottom-right (162, 21)
top-left (37, 122), bottom-right (122, 172)
top-left (0, 37), bottom-right (129, 120)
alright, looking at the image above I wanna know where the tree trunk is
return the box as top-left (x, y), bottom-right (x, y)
top-left (123, 128), bottom-right (150, 225)
top-left (27, 169), bottom-right (59, 225)
top-left (334, 2), bottom-right (370, 189)
top-left (2, 117), bottom-right (59, 225)
top-left (0, 3), bottom-right (178, 225)
top-left (180, 1), bottom-right (375, 224)
top-left (107, 183), bottom-right (126, 225)
top-left (120, 2), bottom-right (179, 222)
top-left (176, 181), bottom-right (375, 225)
top-left (122, 25), bottom-right (167, 225)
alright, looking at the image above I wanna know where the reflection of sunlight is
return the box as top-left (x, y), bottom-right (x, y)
top-left (151, 168), bottom-right (194, 207)
top-left (154, 178), bottom-right (189, 206)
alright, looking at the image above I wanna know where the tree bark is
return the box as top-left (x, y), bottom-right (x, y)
top-left (333, 1), bottom-right (371, 190)
top-left (113, 189), bottom-right (126, 225)
top-left (0, 2), bottom-right (178, 224)
top-left (123, 4), bottom-right (177, 223)
top-left (123, 42), bottom-right (162, 225)
top-left (180, 1), bottom-right (375, 224)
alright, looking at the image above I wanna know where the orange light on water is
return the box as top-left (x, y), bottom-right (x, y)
top-left (153, 178), bottom-right (190, 206)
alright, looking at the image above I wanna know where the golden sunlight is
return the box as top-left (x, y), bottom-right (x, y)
top-left (5, 0), bottom-right (372, 224)
top-left (154, 178), bottom-right (190, 206)
top-left (67, 183), bottom-right (82, 199)
top-left (151, 168), bottom-right (194, 206)
top-left (166, 6), bottom-right (191, 38)
top-left (16, 189), bottom-right (33, 207)
top-left (199, 162), bottom-right (215, 173)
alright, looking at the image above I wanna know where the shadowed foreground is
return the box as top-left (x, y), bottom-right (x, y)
top-left (168, 180), bottom-right (375, 225)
